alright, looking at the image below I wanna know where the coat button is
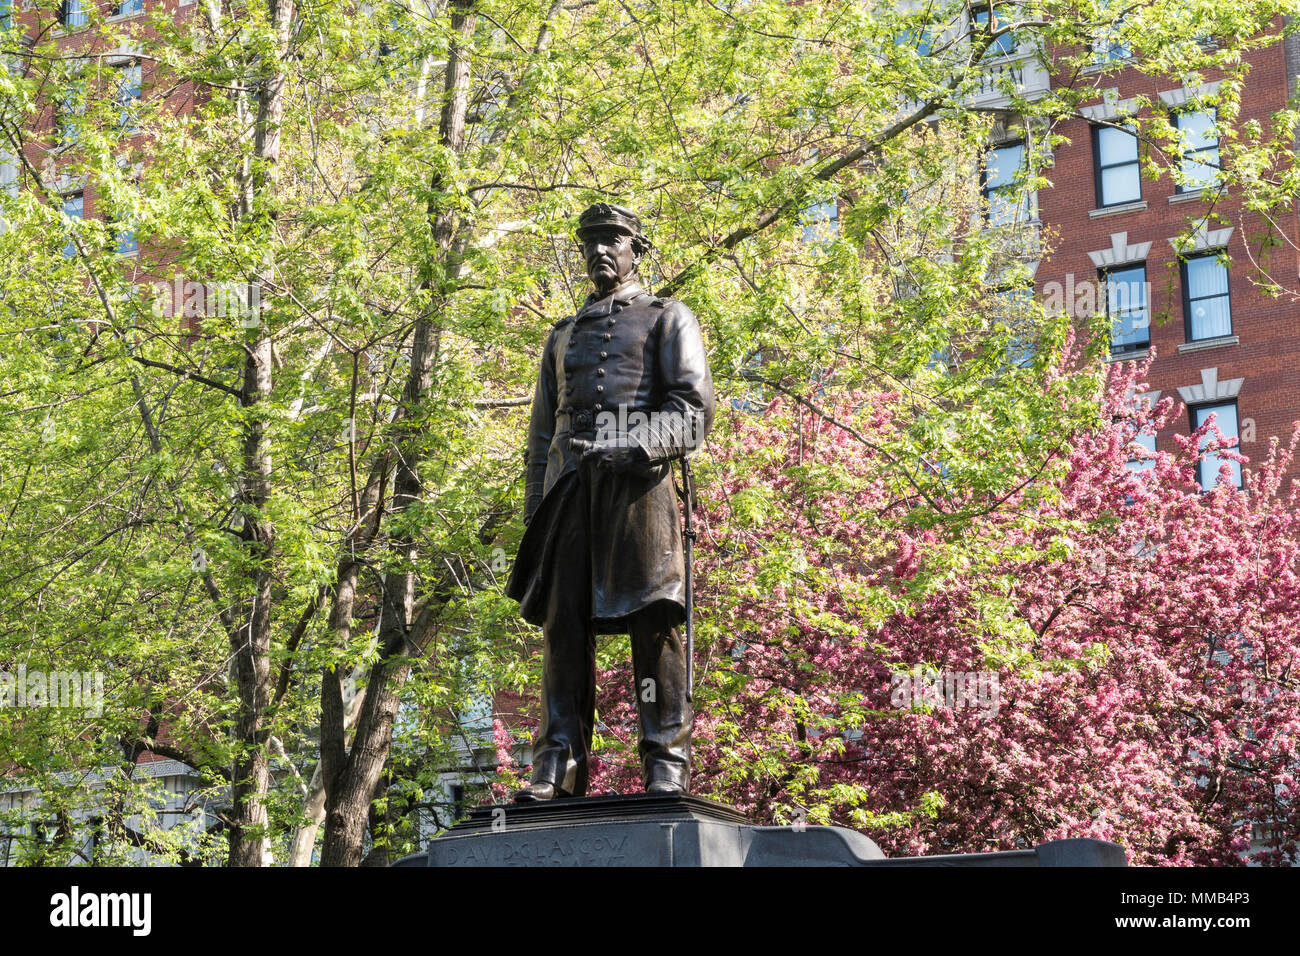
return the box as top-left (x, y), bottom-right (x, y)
top-left (603, 333), bottom-right (612, 342)
top-left (594, 403), bottom-right (603, 411)
top-left (596, 385), bottom-right (604, 393)
top-left (607, 319), bottom-right (616, 327)
top-left (565, 370), bottom-right (573, 379)
top-left (566, 386), bottom-right (574, 395)
top-left (600, 351), bottom-right (608, 359)
top-left (596, 369), bottom-right (605, 377)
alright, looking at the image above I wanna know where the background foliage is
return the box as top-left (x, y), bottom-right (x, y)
top-left (0, 0), bottom-right (1296, 864)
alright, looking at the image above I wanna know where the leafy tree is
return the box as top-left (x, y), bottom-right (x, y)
top-left (0, 0), bottom-right (1294, 864)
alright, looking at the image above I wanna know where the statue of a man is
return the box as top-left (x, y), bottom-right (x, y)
top-left (505, 203), bottom-right (715, 801)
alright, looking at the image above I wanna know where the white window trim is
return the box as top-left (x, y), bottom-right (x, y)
top-left (1081, 90), bottom-right (1139, 123)
top-left (1158, 80), bottom-right (1222, 109)
top-left (1176, 366), bottom-right (1243, 405)
top-left (1168, 222), bottom-right (1233, 255)
top-left (1088, 231), bottom-right (1151, 269)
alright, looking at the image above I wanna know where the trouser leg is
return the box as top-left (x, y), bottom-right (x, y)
top-left (628, 603), bottom-right (692, 792)
top-left (528, 473), bottom-right (595, 797)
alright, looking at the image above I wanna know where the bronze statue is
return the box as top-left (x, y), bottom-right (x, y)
top-left (505, 203), bottom-right (715, 801)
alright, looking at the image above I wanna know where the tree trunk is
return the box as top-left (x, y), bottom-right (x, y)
top-left (318, 0), bottom-right (476, 868)
top-left (226, 0), bottom-right (295, 868)
top-left (286, 666), bottom-right (368, 866)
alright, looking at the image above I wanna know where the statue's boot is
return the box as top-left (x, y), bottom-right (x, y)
top-left (513, 780), bottom-right (572, 803)
top-left (629, 604), bottom-right (693, 794)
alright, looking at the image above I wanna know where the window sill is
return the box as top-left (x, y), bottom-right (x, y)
top-left (1169, 189), bottom-right (1207, 204)
top-left (1106, 348), bottom-right (1149, 363)
top-left (982, 217), bottom-right (1042, 231)
top-left (1081, 55), bottom-right (1138, 75)
top-left (107, 11), bottom-right (146, 22)
top-left (53, 174), bottom-right (87, 196)
top-left (1178, 334), bottom-right (1237, 354)
top-left (1090, 200), bottom-right (1147, 219)
top-left (978, 49), bottom-right (1028, 67)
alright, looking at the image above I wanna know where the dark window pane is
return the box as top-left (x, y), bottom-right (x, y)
top-left (1096, 125), bottom-right (1141, 206)
top-left (1105, 264), bottom-right (1149, 352)
top-left (1184, 255), bottom-right (1231, 340)
top-left (1097, 126), bottom-right (1138, 164)
top-left (1100, 165), bottom-right (1141, 205)
top-left (973, 6), bottom-right (1017, 57)
top-left (1192, 402), bottom-right (1241, 489)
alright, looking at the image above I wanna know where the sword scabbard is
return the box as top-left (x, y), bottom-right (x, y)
top-left (681, 456), bottom-right (696, 704)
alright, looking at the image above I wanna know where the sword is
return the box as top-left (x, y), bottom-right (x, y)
top-left (679, 455), bottom-right (697, 703)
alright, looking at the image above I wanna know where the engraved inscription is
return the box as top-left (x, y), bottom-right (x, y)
top-left (440, 832), bottom-right (633, 867)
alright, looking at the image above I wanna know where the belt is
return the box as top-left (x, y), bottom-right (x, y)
top-left (556, 408), bottom-right (596, 435)
top-left (556, 406), bottom-right (659, 439)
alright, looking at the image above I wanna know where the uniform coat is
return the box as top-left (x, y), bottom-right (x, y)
top-left (505, 280), bottom-right (715, 633)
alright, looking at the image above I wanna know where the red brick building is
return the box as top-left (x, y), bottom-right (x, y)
top-left (3, 1), bottom-right (200, 277)
top-left (1028, 22), bottom-right (1300, 490)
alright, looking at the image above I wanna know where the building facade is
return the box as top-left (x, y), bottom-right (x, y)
top-left (967, 13), bottom-right (1300, 491)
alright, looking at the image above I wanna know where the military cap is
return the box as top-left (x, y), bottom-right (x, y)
top-left (575, 202), bottom-right (648, 244)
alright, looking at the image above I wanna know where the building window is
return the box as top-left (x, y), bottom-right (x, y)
top-left (1092, 124), bottom-right (1141, 207)
top-left (57, 82), bottom-right (86, 147)
top-left (1126, 427), bottom-right (1156, 474)
top-left (0, 0), bottom-right (12, 32)
top-left (1181, 253), bottom-right (1231, 341)
top-left (60, 0), bottom-right (89, 29)
top-left (1176, 109), bottom-right (1220, 192)
top-left (0, 150), bottom-right (16, 195)
top-left (116, 0), bottom-right (144, 15)
top-left (112, 219), bottom-right (139, 256)
top-left (982, 141), bottom-right (1032, 225)
top-left (972, 3), bottom-right (1017, 59)
top-left (800, 198), bottom-right (838, 246)
top-left (927, 344), bottom-right (953, 374)
top-left (62, 192), bottom-right (84, 258)
top-left (995, 286), bottom-right (1035, 367)
top-left (894, 22), bottom-right (933, 56)
top-left (1103, 263), bottom-right (1148, 354)
top-left (1191, 401), bottom-right (1241, 489)
top-left (1092, 15), bottom-right (1132, 62)
top-left (1, 150), bottom-right (15, 235)
top-left (117, 61), bottom-right (143, 133)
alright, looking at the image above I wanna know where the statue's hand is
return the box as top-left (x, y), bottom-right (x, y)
top-left (570, 437), bottom-right (648, 472)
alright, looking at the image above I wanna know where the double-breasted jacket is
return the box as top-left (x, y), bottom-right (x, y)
top-left (505, 280), bottom-right (715, 631)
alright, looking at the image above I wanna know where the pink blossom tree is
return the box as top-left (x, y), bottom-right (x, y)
top-left (493, 349), bottom-right (1300, 866)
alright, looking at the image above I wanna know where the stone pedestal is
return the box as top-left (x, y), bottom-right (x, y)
top-left (392, 793), bottom-right (1126, 867)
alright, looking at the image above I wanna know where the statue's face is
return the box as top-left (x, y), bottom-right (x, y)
top-left (582, 228), bottom-right (638, 294)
